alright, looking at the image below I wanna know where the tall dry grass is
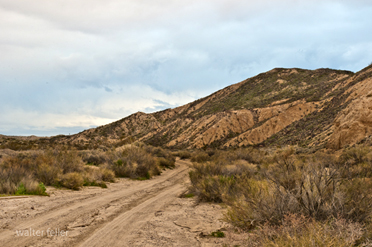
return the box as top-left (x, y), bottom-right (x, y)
top-left (0, 143), bottom-right (175, 194)
top-left (189, 145), bottom-right (372, 245)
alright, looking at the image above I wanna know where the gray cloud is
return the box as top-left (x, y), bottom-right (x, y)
top-left (0, 0), bottom-right (371, 135)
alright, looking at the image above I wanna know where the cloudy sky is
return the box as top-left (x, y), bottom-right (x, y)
top-left (1, 0), bottom-right (371, 136)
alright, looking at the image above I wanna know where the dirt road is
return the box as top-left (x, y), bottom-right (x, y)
top-left (0, 159), bottom-right (246, 247)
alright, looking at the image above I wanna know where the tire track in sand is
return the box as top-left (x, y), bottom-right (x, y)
top-left (0, 160), bottom-right (190, 247)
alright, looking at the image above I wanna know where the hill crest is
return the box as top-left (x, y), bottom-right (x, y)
top-left (2, 65), bottom-right (372, 151)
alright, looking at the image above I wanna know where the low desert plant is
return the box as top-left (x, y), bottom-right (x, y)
top-left (157, 157), bottom-right (175, 169)
top-left (189, 145), bottom-right (372, 243)
top-left (249, 214), bottom-right (365, 247)
top-left (60, 172), bottom-right (84, 190)
top-left (0, 144), bottom-right (168, 194)
top-left (109, 146), bottom-right (159, 179)
top-left (211, 231), bottom-right (225, 238)
top-left (191, 151), bottom-right (211, 163)
top-left (175, 150), bottom-right (191, 159)
top-left (15, 180), bottom-right (48, 196)
top-left (100, 168), bottom-right (115, 182)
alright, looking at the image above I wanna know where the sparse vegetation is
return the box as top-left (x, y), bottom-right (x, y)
top-left (0, 143), bottom-right (175, 194)
top-left (1, 65), bottom-right (372, 245)
top-left (174, 150), bottom-right (192, 160)
top-left (211, 231), bottom-right (225, 238)
top-left (189, 145), bottom-right (372, 245)
top-left (190, 151), bottom-right (211, 163)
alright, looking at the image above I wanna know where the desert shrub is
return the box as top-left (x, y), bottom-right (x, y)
top-left (175, 150), bottom-right (191, 159)
top-left (234, 148), bottom-right (265, 164)
top-left (81, 166), bottom-right (113, 188)
top-left (0, 157), bottom-right (26, 185)
top-left (205, 149), bottom-right (216, 157)
top-left (0, 157), bottom-right (30, 194)
top-left (0, 156), bottom-right (48, 195)
top-left (211, 231), bottom-right (225, 238)
top-left (189, 161), bottom-right (240, 202)
top-left (112, 159), bottom-right (133, 178)
top-left (339, 145), bottom-right (370, 166)
top-left (225, 156), bottom-right (354, 228)
top-left (0, 144), bottom-right (170, 193)
top-left (338, 146), bottom-right (372, 179)
top-left (53, 149), bottom-right (83, 174)
top-left (145, 146), bottom-right (176, 168)
top-left (15, 179), bottom-right (47, 196)
top-left (36, 163), bottom-right (62, 186)
top-left (110, 146), bottom-right (158, 179)
top-left (221, 160), bottom-right (257, 177)
top-left (189, 173), bottom-right (236, 202)
top-left (340, 177), bottom-right (372, 223)
top-left (157, 157), bottom-right (175, 169)
top-left (189, 146), bottom-right (372, 238)
top-left (31, 149), bottom-right (84, 186)
top-left (144, 146), bottom-right (166, 157)
top-left (135, 165), bottom-right (150, 178)
top-left (81, 150), bottom-right (109, 166)
top-left (190, 161), bottom-right (224, 177)
top-left (0, 181), bottom-right (17, 195)
top-left (210, 150), bottom-right (238, 163)
top-left (223, 176), bottom-right (277, 229)
top-left (248, 214), bottom-right (365, 247)
top-left (60, 172), bottom-right (84, 190)
top-left (100, 168), bottom-right (115, 182)
top-left (191, 151), bottom-right (211, 163)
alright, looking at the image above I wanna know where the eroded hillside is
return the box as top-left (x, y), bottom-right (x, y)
top-left (2, 65), bottom-right (372, 150)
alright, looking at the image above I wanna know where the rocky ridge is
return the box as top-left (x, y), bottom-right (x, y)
top-left (2, 65), bottom-right (372, 150)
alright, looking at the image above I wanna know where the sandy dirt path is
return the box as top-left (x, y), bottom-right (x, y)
top-left (0, 159), bottom-right (247, 247)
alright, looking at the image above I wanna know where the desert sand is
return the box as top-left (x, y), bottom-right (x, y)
top-left (0, 159), bottom-right (246, 247)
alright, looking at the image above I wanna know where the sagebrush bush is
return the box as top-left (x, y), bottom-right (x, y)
top-left (247, 214), bottom-right (365, 247)
top-left (175, 150), bottom-right (191, 160)
top-left (157, 157), bottom-right (175, 169)
top-left (109, 145), bottom-right (160, 179)
top-left (0, 144), bottom-right (171, 194)
top-left (81, 150), bottom-right (109, 166)
top-left (60, 172), bottom-right (84, 190)
top-left (0, 157), bottom-right (48, 195)
top-left (339, 145), bottom-right (371, 166)
top-left (15, 178), bottom-right (47, 196)
top-left (191, 151), bottom-right (211, 163)
top-left (100, 168), bottom-right (115, 182)
top-left (189, 145), bottom-right (372, 245)
top-left (36, 163), bottom-right (62, 186)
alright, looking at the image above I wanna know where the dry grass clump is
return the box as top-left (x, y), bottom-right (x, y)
top-left (190, 151), bottom-right (211, 163)
top-left (0, 143), bottom-right (174, 194)
top-left (109, 145), bottom-right (161, 179)
top-left (0, 145), bottom-right (170, 194)
top-left (189, 145), bottom-right (372, 245)
top-left (246, 214), bottom-right (365, 246)
top-left (60, 172), bottom-right (84, 190)
top-left (174, 150), bottom-right (191, 160)
top-left (0, 156), bottom-right (47, 195)
top-left (81, 150), bottom-right (110, 166)
top-left (144, 145), bottom-right (176, 169)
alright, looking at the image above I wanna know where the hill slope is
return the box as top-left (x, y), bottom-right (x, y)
top-left (46, 64), bottom-right (372, 150)
top-left (2, 65), bottom-right (372, 150)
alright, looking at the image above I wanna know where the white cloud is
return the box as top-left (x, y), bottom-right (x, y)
top-left (0, 0), bottom-right (372, 135)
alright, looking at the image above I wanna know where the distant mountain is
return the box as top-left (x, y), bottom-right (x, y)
top-left (3, 64), bottom-right (372, 151)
